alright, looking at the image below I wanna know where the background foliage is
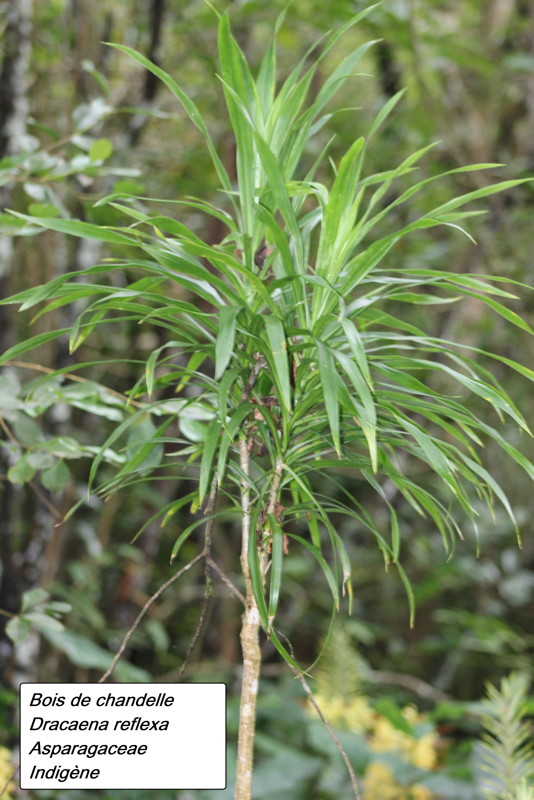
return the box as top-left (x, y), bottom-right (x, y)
top-left (1, 0), bottom-right (534, 798)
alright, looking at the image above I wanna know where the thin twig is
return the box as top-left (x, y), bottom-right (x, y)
top-left (281, 635), bottom-right (361, 800)
top-left (99, 477), bottom-right (219, 684)
top-left (0, 413), bottom-right (62, 518)
top-left (0, 608), bottom-right (15, 618)
top-left (177, 593), bottom-right (210, 681)
top-left (6, 360), bottom-right (143, 408)
top-left (240, 355), bottom-right (267, 403)
top-left (0, 763), bottom-right (18, 798)
top-left (177, 476), bottom-right (217, 680)
top-left (29, 480), bottom-right (62, 519)
top-left (207, 557), bottom-right (245, 606)
top-left (98, 552), bottom-right (204, 683)
top-left (0, 414), bottom-right (17, 445)
top-left (290, 667), bottom-right (361, 799)
top-left (365, 670), bottom-right (451, 704)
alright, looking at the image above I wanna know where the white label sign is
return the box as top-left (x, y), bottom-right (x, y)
top-left (20, 683), bottom-right (226, 790)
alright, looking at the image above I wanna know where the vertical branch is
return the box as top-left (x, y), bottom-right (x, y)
top-left (266, 456), bottom-right (283, 516)
top-left (235, 438), bottom-right (261, 800)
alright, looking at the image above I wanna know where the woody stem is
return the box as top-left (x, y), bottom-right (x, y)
top-left (235, 437), bottom-right (261, 800)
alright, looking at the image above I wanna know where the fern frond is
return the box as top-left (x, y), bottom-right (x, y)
top-left (480, 672), bottom-right (534, 800)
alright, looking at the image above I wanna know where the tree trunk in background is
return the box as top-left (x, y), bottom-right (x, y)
top-left (0, 0), bottom-right (33, 318)
top-left (128, 0), bottom-right (165, 145)
top-left (0, 0), bottom-right (32, 160)
top-left (0, 0), bottom-right (32, 680)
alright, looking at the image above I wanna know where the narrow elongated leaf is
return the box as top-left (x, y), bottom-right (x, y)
top-left (340, 317), bottom-right (373, 388)
top-left (171, 511), bottom-right (226, 562)
top-left (8, 213), bottom-right (134, 244)
top-left (288, 533), bottom-right (339, 606)
top-left (268, 514), bottom-right (284, 627)
top-left (396, 562), bottom-right (415, 628)
top-left (368, 89), bottom-right (406, 139)
top-left (107, 44), bottom-right (232, 196)
top-left (215, 305), bottom-right (241, 380)
top-left (264, 316), bottom-right (291, 413)
top-left (390, 506), bottom-right (400, 562)
top-left (218, 366), bottom-right (241, 421)
top-left (218, 14), bottom-right (256, 233)
top-left (217, 431), bottom-right (232, 485)
top-left (218, 77), bottom-right (304, 269)
top-left (431, 179), bottom-right (531, 217)
top-left (334, 350), bottom-right (377, 470)
top-left (316, 340), bottom-right (341, 456)
top-left (0, 329), bottom-right (70, 366)
top-left (199, 417), bottom-right (222, 505)
top-left (316, 137), bottom-right (364, 283)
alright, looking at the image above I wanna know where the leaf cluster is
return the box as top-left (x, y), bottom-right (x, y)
top-left (1, 7), bottom-right (533, 662)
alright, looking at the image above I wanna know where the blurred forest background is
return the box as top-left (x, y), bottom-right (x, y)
top-left (1, 0), bottom-right (534, 798)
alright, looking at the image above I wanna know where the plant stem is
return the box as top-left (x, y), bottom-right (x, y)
top-left (235, 437), bottom-right (261, 800)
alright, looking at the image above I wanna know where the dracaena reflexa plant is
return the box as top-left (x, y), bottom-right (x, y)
top-left (2, 7), bottom-right (534, 798)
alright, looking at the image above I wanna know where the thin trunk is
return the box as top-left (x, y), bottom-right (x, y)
top-left (235, 438), bottom-right (261, 800)
top-left (235, 447), bottom-right (283, 798)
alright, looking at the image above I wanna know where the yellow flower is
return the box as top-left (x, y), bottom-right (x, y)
top-left (411, 784), bottom-right (434, 800)
top-left (342, 696), bottom-right (375, 732)
top-left (363, 762), bottom-right (404, 800)
top-left (370, 716), bottom-right (412, 754)
top-left (308, 694), bottom-right (375, 733)
top-left (307, 690), bottom-right (438, 797)
top-left (411, 733), bottom-right (438, 770)
top-left (0, 747), bottom-right (15, 800)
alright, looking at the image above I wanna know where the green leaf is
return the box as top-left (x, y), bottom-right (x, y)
top-left (396, 561), bottom-right (415, 628)
top-left (430, 179), bottom-right (532, 217)
top-left (12, 413), bottom-right (44, 445)
top-left (40, 436), bottom-right (82, 459)
top-left (199, 417), bottom-right (221, 505)
top-left (107, 44), bottom-right (232, 197)
top-left (42, 628), bottom-right (149, 681)
top-left (41, 460), bottom-right (70, 492)
top-left (264, 316), bottom-right (291, 414)
top-left (8, 212), bottom-right (134, 245)
top-left (89, 138), bottom-right (113, 161)
top-left (316, 136), bottom-right (364, 282)
top-left (374, 697), bottom-right (413, 735)
top-left (316, 340), bottom-right (341, 456)
top-left (390, 506), bottom-right (400, 562)
top-left (268, 515), bottom-right (284, 626)
top-left (28, 203), bottom-right (59, 218)
top-left (368, 89), bottom-right (406, 139)
top-left (7, 457), bottom-right (36, 485)
top-left (340, 318), bottom-right (373, 388)
top-left (215, 305), bottom-right (241, 380)
top-left (287, 534), bottom-right (339, 606)
top-left (22, 612), bottom-right (64, 632)
top-left (218, 13), bottom-right (256, 233)
top-left (170, 512), bottom-right (224, 562)
top-left (0, 328), bottom-right (70, 366)
top-left (6, 617), bottom-right (31, 644)
top-left (21, 588), bottom-right (50, 612)
top-left (26, 452), bottom-right (55, 469)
